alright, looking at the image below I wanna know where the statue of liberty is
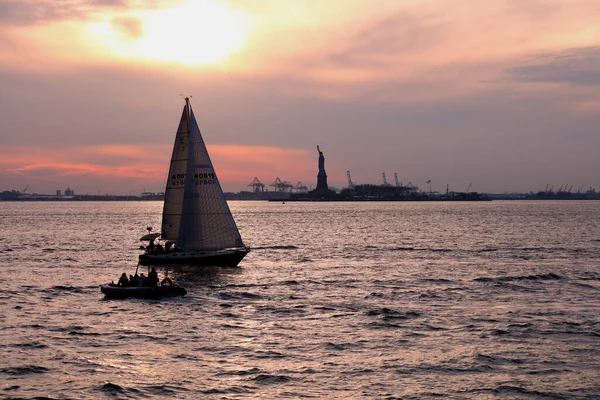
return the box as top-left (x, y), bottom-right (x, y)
top-left (317, 146), bottom-right (325, 173)
top-left (316, 145), bottom-right (328, 190)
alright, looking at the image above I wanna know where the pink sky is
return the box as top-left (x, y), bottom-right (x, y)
top-left (1, 0), bottom-right (599, 194)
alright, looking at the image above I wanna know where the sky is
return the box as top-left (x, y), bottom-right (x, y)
top-left (1, 0), bottom-right (599, 195)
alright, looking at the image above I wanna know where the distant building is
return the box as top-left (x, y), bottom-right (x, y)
top-left (65, 188), bottom-right (74, 196)
top-left (56, 190), bottom-right (62, 196)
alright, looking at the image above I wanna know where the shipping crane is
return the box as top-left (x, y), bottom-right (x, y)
top-left (247, 177), bottom-right (265, 193)
top-left (382, 172), bottom-right (390, 186)
top-left (394, 173), bottom-right (400, 187)
top-left (270, 177), bottom-right (294, 192)
top-left (295, 182), bottom-right (308, 193)
top-left (347, 171), bottom-right (355, 189)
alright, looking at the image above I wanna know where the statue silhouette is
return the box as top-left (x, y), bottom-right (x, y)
top-left (316, 145), bottom-right (328, 190)
top-left (317, 146), bottom-right (325, 173)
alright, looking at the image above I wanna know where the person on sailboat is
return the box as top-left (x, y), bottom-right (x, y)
top-left (147, 239), bottom-right (156, 253)
top-left (148, 267), bottom-right (159, 287)
top-left (118, 273), bottom-right (129, 287)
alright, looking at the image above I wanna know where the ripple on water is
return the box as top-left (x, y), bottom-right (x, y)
top-left (95, 382), bottom-right (141, 397)
top-left (474, 272), bottom-right (563, 283)
top-left (214, 291), bottom-right (263, 300)
top-left (3, 201), bottom-right (600, 399)
top-left (1, 365), bottom-right (49, 375)
top-left (252, 374), bottom-right (293, 384)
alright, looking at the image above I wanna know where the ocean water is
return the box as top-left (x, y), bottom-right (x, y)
top-left (1, 200), bottom-right (599, 399)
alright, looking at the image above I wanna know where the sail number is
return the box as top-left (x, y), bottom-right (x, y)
top-left (195, 172), bottom-right (217, 185)
top-left (169, 172), bottom-right (218, 186)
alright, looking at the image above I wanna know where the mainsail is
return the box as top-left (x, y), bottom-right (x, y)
top-left (162, 98), bottom-right (244, 251)
top-left (161, 106), bottom-right (189, 240)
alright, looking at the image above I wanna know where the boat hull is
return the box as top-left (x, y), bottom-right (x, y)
top-left (100, 284), bottom-right (186, 299)
top-left (138, 248), bottom-right (249, 267)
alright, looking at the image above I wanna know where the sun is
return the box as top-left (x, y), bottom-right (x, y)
top-left (89, 0), bottom-right (248, 65)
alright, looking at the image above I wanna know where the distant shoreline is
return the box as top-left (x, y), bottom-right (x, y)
top-left (2, 196), bottom-right (599, 202)
top-left (2, 191), bottom-right (599, 202)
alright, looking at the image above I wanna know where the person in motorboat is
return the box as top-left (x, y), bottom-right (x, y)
top-left (148, 267), bottom-right (159, 287)
top-left (118, 273), bottom-right (129, 287)
top-left (139, 273), bottom-right (147, 286)
top-left (130, 273), bottom-right (139, 287)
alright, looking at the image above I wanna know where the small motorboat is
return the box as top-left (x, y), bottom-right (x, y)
top-left (101, 279), bottom-right (186, 299)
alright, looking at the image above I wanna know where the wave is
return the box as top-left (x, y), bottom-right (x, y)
top-left (476, 354), bottom-right (524, 365)
top-left (201, 386), bottom-right (253, 395)
top-left (98, 382), bottom-right (126, 393)
top-left (391, 247), bottom-right (454, 252)
top-left (252, 245), bottom-right (299, 250)
top-left (11, 342), bottom-right (48, 349)
top-left (1, 365), bottom-right (49, 375)
top-left (42, 285), bottom-right (83, 293)
top-left (68, 330), bottom-right (101, 336)
top-left (216, 367), bottom-right (262, 376)
top-left (471, 384), bottom-right (565, 398)
top-left (95, 382), bottom-right (141, 397)
top-left (325, 342), bottom-right (359, 351)
top-left (214, 291), bottom-right (263, 300)
top-left (143, 384), bottom-right (181, 396)
top-left (421, 278), bottom-right (455, 284)
top-left (366, 308), bottom-right (420, 320)
top-left (252, 374), bottom-right (292, 384)
top-left (393, 364), bottom-right (494, 375)
top-left (474, 273), bottom-right (562, 283)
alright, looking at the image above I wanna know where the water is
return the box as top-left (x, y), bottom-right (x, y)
top-left (1, 200), bottom-right (599, 399)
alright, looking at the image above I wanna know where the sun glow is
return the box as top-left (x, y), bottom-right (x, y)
top-left (89, 0), bottom-right (248, 65)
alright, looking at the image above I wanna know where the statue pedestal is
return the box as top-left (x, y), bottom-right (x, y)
top-left (316, 172), bottom-right (328, 190)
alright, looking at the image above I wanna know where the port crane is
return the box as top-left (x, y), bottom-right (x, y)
top-left (347, 171), bottom-right (356, 189)
top-left (394, 173), bottom-right (400, 187)
top-left (270, 177), bottom-right (294, 192)
top-left (247, 177), bottom-right (265, 193)
top-left (295, 182), bottom-right (308, 193)
top-left (382, 172), bottom-right (391, 186)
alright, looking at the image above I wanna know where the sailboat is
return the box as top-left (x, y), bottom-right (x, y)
top-left (138, 97), bottom-right (249, 266)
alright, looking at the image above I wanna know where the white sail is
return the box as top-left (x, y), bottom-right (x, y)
top-left (160, 106), bottom-right (190, 240)
top-left (177, 102), bottom-right (245, 251)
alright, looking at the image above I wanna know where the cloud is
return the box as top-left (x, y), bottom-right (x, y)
top-left (110, 15), bottom-right (144, 39)
top-left (509, 46), bottom-right (600, 86)
top-left (0, 0), bottom-right (168, 26)
top-left (0, 0), bottom-right (599, 194)
top-left (0, 144), bottom-right (314, 194)
top-left (0, 1), bottom-right (80, 26)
